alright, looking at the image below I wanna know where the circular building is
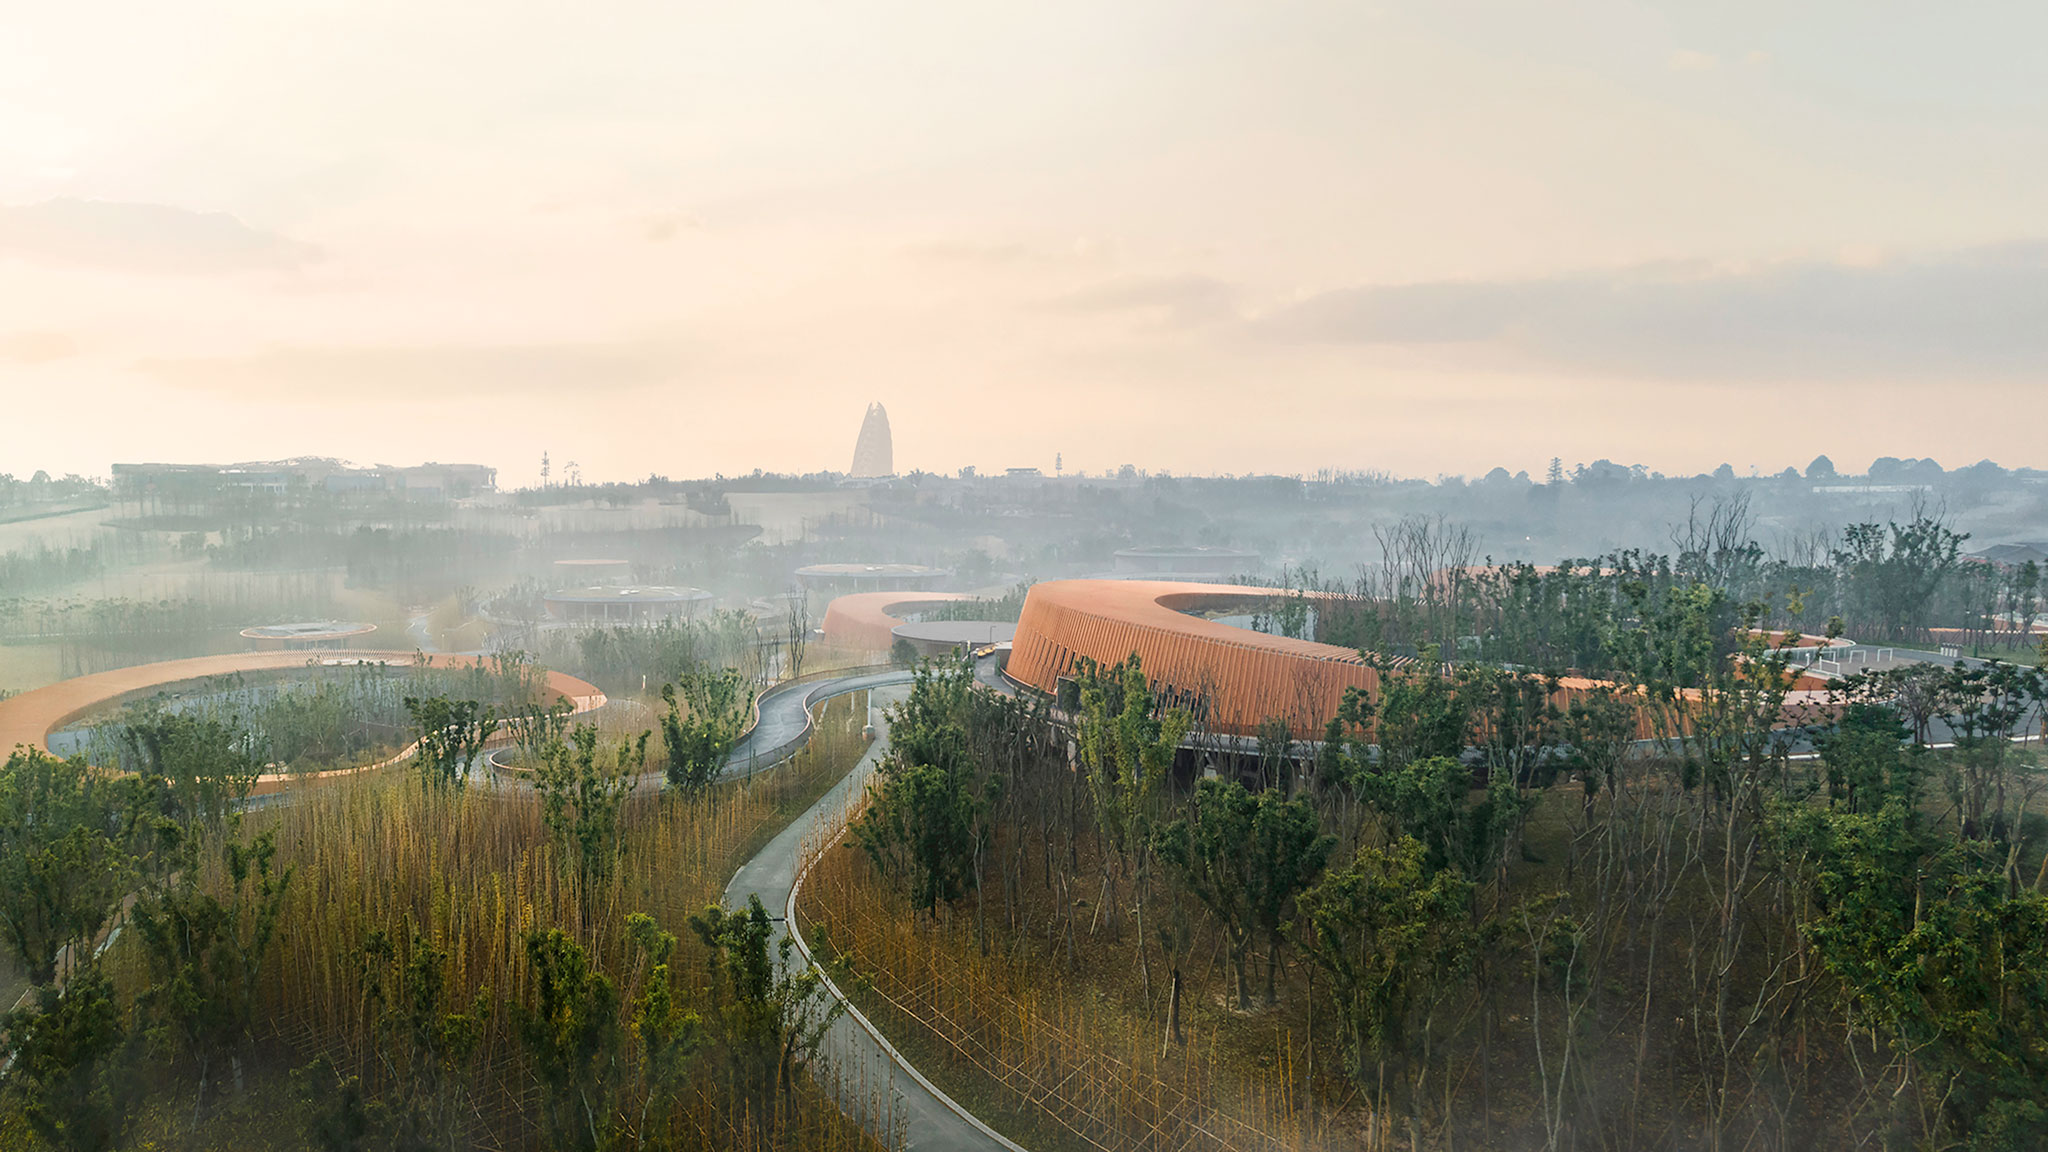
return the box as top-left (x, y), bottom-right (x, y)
top-left (543, 585), bottom-right (714, 624)
top-left (240, 621), bottom-right (377, 650)
top-left (1111, 545), bottom-right (1261, 581)
top-left (1006, 580), bottom-right (1666, 741)
top-left (551, 557), bottom-right (634, 585)
top-left (891, 620), bottom-right (1018, 659)
top-left (819, 592), bottom-right (983, 651)
top-left (795, 562), bottom-right (950, 593)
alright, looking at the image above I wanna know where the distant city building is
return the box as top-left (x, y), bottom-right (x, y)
top-left (551, 558), bottom-right (634, 586)
top-left (850, 403), bottom-right (894, 477)
top-left (1974, 543), bottom-right (2048, 568)
top-left (795, 563), bottom-right (949, 593)
top-left (1110, 545), bottom-right (1262, 581)
top-left (112, 458), bottom-right (496, 503)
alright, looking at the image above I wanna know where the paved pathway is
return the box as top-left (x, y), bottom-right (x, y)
top-left (725, 679), bottom-right (1025, 1152)
top-left (722, 668), bottom-right (916, 776)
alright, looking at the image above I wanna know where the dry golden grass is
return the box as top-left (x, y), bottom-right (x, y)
top-left (798, 826), bottom-right (1328, 1152)
top-left (206, 689), bottom-right (881, 1150)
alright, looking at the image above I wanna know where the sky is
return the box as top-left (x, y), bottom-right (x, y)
top-left (2, 1), bottom-right (2044, 486)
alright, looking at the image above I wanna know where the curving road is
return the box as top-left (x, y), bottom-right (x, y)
top-left (724, 673), bottom-right (1025, 1152)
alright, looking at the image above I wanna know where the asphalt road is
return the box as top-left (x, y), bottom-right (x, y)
top-left (724, 678), bottom-right (1026, 1152)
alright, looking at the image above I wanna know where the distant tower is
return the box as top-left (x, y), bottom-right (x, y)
top-left (850, 403), bottom-right (893, 477)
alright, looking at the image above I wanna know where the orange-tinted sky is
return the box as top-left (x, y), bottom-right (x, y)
top-left (3, 2), bottom-right (2044, 484)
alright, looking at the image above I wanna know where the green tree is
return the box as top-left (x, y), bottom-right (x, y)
top-left (689, 895), bottom-right (846, 1138)
top-left (1831, 512), bottom-right (1969, 641)
top-left (850, 661), bottom-right (995, 918)
top-left (349, 926), bottom-right (491, 1151)
top-left (1781, 802), bottom-right (2048, 1148)
top-left (1074, 656), bottom-right (1190, 935)
top-left (1154, 778), bottom-right (1333, 1009)
top-left (512, 928), bottom-right (622, 1152)
top-left (624, 913), bottom-right (703, 1145)
top-left (0, 750), bottom-right (130, 986)
top-left (130, 830), bottom-right (291, 1116)
top-left (0, 962), bottom-right (132, 1152)
top-left (535, 724), bottom-right (644, 887)
top-left (658, 668), bottom-right (754, 798)
top-left (402, 695), bottom-right (496, 791)
top-left (1298, 836), bottom-right (1472, 1133)
top-left (118, 711), bottom-right (260, 832)
top-left (505, 697), bottom-right (572, 771)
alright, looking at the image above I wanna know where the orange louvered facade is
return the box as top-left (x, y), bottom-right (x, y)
top-left (1008, 580), bottom-right (1692, 740)
top-left (819, 591), bottom-right (983, 652)
top-left (1008, 581), bottom-right (1385, 736)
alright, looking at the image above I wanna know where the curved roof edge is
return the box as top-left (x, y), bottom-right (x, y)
top-left (820, 592), bottom-right (982, 651)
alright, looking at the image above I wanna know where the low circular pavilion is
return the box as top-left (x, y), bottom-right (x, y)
top-left (542, 586), bottom-right (714, 624)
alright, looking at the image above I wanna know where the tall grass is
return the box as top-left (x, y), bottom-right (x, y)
top-left (799, 824), bottom-right (1321, 1152)
top-left (205, 688), bottom-right (879, 1149)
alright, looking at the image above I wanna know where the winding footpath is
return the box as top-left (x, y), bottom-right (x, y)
top-left (0, 654), bottom-right (1024, 1148)
top-left (724, 675), bottom-right (1026, 1152)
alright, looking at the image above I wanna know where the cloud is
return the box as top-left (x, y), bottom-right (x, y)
top-left (1667, 50), bottom-right (1719, 73)
top-left (643, 211), bottom-right (704, 242)
top-left (0, 198), bottom-right (318, 274)
top-left (1256, 242), bottom-right (2048, 381)
top-left (0, 330), bottom-right (78, 364)
top-left (1042, 274), bottom-right (1238, 327)
top-left (904, 236), bottom-right (1117, 267)
top-left (139, 340), bottom-right (684, 400)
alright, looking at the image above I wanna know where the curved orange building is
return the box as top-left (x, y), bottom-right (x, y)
top-left (820, 592), bottom-right (983, 652)
top-left (0, 651), bottom-right (606, 795)
top-left (1007, 580), bottom-right (1690, 740)
top-left (1007, 581), bottom-right (1383, 735)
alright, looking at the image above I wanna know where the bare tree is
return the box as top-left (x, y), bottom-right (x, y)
top-left (784, 586), bottom-right (812, 680)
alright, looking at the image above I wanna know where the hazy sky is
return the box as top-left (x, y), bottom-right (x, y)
top-left (3, 1), bottom-right (2044, 485)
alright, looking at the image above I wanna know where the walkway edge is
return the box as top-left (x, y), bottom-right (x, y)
top-left (788, 857), bottom-right (1031, 1152)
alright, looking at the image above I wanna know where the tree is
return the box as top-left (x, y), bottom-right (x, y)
top-left (0, 750), bottom-right (130, 986)
top-left (1154, 778), bottom-right (1333, 1009)
top-left (624, 913), bottom-right (702, 1145)
top-left (659, 668), bottom-right (755, 798)
top-left (1806, 454), bottom-right (1836, 480)
top-left (888, 636), bottom-right (919, 667)
top-left (784, 587), bottom-right (812, 680)
top-left (1781, 801), bottom-right (2048, 1147)
top-left (131, 831), bottom-right (291, 1116)
top-left (512, 928), bottom-right (622, 1152)
top-left (851, 660), bottom-right (996, 918)
top-left (1298, 836), bottom-right (1472, 1137)
top-left (118, 712), bottom-right (260, 832)
top-left (342, 926), bottom-right (491, 1151)
top-left (689, 895), bottom-right (846, 1138)
top-left (1075, 656), bottom-right (1190, 941)
top-left (0, 962), bottom-right (132, 1152)
top-left (505, 697), bottom-right (572, 772)
top-left (402, 695), bottom-right (496, 791)
top-left (1831, 511), bottom-right (1969, 641)
top-left (534, 724), bottom-right (643, 887)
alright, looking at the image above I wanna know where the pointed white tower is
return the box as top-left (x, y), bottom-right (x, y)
top-left (850, 402), bottom-right (893, 477)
